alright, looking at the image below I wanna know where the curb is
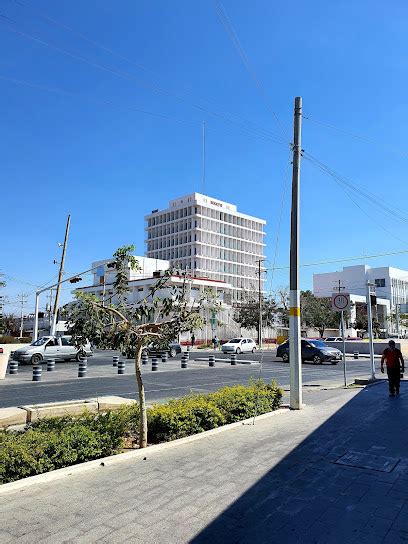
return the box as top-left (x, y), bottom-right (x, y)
top-left (0, 407), bottom-right (289, 495)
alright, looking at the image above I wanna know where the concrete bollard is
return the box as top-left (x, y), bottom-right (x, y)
top-left (78, 357), bottom-right (87, 377)
top-left (209, 354), bottom-right (215, 367)
top-left (118, 360), bottom-right (125, 375)
top-left (113, 355), bottom-right (119, 367)
top-left (142, 351), bottom-right (148, 365)
top-left (354, 351), bottom-right (359, 359)
top-left (230, 353), bottom-right (237, 366)
top-left (47, 358), bottom-right (56, 372)
top-left (32, 364), bottom-right (42, 382)
top-left (9, 358), bottom-right (18, 375)
top-left (161, 352), bottom-right (168, 364)
top-left (185, 350), bottom-right (190, 361)
top-left (152, 357), bottom-right (158, 371)
top-left (181, 353), bottom-right (188, 369)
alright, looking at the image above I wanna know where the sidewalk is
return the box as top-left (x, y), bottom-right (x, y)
top-left (2, 382), bottom-right (408, 543)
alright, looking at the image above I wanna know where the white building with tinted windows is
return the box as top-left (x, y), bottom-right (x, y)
top-left (145, 193), bottom-right (266, 301)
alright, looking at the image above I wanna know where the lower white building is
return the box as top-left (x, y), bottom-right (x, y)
top-left (313, 264), bottom-right (408, 335)
top-left (76, 256), bottom-right (237, 341)
top-left (313, 264), bottom-right (408, 307)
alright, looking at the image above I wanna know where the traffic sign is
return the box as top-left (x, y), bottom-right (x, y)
top-left (332, 292), bottom-right (351, 312)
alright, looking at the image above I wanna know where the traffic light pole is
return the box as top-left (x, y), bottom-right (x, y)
top-left (289, 97), bottom-right (303, 410)
top-left (32, 263), bottom-right (112, 340)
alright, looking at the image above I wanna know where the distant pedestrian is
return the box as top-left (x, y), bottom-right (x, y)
top-left (191, 333), bottom-right (195, 349)
top-left (212, 336), bottom-right (219, 350)
top-left (381, 340), bottom-right (404, 397)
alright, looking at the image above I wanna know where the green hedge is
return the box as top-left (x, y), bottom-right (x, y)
top-left (0, 407), bottom-right (138, 484)
top-left (148, 379), bottom-right (282, 443)
top-left (148, 396), bottom-right (226, 443)
top-left (0, 336), bottom-right (31, 344)
top-left (0, 380), bottom-right (282, 484)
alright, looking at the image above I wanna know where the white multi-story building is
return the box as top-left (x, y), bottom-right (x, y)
top-left (145, 193), bottom-right (266, 301)
top-left (313, 264), bottom-right (408, 307)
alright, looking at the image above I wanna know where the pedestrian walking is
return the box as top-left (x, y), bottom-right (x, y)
top-left (381, 340), bottom-right (404, 397)
top-left (191, 333), bottom-right (195, 349)
top-left (212, 336), bottom-right (219, 350)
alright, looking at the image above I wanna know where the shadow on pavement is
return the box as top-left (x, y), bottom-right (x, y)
top-left (191, 383), bottom-right (408, 544)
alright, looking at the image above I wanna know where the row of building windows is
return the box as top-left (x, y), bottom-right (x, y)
top-left (147, 205), bottom-right (264, 231)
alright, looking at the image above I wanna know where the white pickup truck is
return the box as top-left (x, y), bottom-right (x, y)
top-left (12, 335), bottom-right (93, 365)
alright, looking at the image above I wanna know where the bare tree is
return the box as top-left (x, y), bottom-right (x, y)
top-left (66, 245), bottom-right (204, 448)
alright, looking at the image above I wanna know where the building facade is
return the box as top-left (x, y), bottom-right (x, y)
top-left (145, 193), bottom-right (266, 302)
top-left (313, 264), bottom-right (408, 308)
top-left (313, 264), bottom-right (408, 335)
top-left (76, 256), bottom-right (237, 341)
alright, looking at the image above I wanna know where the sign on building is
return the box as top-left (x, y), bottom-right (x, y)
top-left (399, 303), bottom-right (408, 314)
top-left (332, 292), bottom-right (351, 312)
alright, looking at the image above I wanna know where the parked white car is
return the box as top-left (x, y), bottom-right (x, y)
top-left (325, 337), bottom-right (343, 342)
top-left (221, 337), bottom-right (257, 354)
top-left (12, 336), bottom-right (93, 365)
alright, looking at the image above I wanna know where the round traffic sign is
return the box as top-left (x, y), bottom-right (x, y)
top-left (333, 293), bottom-right (349, 310)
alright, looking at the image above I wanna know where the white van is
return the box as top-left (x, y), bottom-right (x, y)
top-left (12, 336), bottom-right (93, 365)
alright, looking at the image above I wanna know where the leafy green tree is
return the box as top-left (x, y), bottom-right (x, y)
top-left (0, 313), bottom-right (18, 336)
top-left (300, 290), bottom-right (340, 338)
top-left (66, 245), bottom-right (204, 448)
top-left (234, 294), bottom-right (278, 330)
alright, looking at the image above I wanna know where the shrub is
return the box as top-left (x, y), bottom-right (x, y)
top-left (0, 381), bottom-right (282, 483)
top-left (0, 406), bottom-right (140, 484)
top-left (209, 380), bottom-right (283, 423)
top-left (148, 396), bottom-right (225, 443)
top-left (0, 336), bottom-right (18, 344)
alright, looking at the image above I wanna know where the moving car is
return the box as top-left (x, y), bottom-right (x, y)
top-left (277, 339), bottom-right (342, 364)
top-left (12, 336), bottom-right (93, 365)
top-left (123, 342), bottom-right (182, 359)
top-left (221, 338), bottom-right (257, 354)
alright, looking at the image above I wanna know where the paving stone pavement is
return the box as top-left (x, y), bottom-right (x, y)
top-left (2, 382), bottom-right (408, 543)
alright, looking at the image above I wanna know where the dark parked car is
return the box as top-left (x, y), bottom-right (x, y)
top-left (276, 339), bottom-right (342, 365)
top-left (123, 342), bottom-right (182, 359)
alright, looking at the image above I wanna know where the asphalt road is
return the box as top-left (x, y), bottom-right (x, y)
top-left (0, 349), bottom-right (383, 409)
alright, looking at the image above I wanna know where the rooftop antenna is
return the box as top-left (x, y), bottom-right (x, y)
top-left (202, 121), bottom-right (206, 194)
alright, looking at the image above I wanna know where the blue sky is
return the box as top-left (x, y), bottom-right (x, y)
top-left (1, 0), bottom-right (408, 314)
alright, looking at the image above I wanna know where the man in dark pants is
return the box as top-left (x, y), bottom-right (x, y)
top-left (381, 340), bottom-right (404, 397)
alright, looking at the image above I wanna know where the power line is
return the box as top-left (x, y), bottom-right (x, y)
top-left (0, 11), bottom-right (287, 146)
top-left (267, 148), bottom-right (292, 297)
top-left (303, 153), bottom-right (408, 246)
top-left (303, 114), bottom-right (408, 158)
top-left (264, 248), bottom-right (408, 271)
top-left (12, 0), bottom-right (288, 143)
top-left (213, 0), bottom-right (288, 141)
top-left (303, 152), bottom-right (408, 225)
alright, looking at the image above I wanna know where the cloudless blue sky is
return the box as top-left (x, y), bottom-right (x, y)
top-left (1, 0), bottom-right (408, 314)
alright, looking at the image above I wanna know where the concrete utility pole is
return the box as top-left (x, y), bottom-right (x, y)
top-left (366, 281), bottom-right (376, 380)
top-left (289, 97), bottom-right (303, 410)
top-left (256, 259), bottom-right (264, 349)
top-left (18, 293), bottom-right (28, 338)
top-left (51, 214), bottom-right (71, 336)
